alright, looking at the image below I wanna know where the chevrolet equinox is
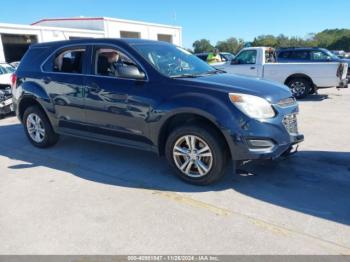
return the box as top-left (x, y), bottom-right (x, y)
top-left (12, 39), bottom-right (304, 185)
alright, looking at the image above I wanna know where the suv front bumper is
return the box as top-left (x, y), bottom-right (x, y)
top-left (224, 109), bottom-right (304, 161)
top-left (245, 133), bottom-right (304, 160)
top-left (227, 132), bottom-right (304, 161)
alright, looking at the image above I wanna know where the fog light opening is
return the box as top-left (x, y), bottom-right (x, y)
top-left (247, 139), bottom-right (275, 150)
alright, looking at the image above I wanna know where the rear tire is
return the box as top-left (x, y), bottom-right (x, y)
top-left (23, 105), bottom-right (59, 148)
top-left (165, 124), bottom-right (228, 185)
top-left (286, 77), bottom-right (311, 99)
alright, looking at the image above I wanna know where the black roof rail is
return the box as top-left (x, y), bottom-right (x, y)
top-left (277, 46), bottom-right (320, 50)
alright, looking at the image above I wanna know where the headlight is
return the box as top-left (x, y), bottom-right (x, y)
top-left (229, 93), bottom-right (275, 119)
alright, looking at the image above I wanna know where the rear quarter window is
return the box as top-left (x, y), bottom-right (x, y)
top-left (291, 50), bottom-right (310, 60)
top-left (278, 51), bottom-right (291, 59)
top-left (18, 47), bottom-right (51, 72)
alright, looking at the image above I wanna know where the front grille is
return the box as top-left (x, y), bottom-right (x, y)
top-left (282, 114), bottom-right (298, 135)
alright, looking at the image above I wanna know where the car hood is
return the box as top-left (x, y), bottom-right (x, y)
top-left (0, 73), bottom-right (12, 85)
top-left (181, 73), bottom-right (292, 104)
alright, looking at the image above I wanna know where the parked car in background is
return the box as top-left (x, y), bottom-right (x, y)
top-left (276, 47), bottom-right (349, 63)
top-left (219, 47), bottom-right (348, 98)
top-left (276, 47), bottom-right (350, 79)
top-left (0, 63), bottom-right (15, 75)
top-left (220, 52), bottom-right (235, 61)
top-left (12, 39), bottom-right (303, 185)
top-left (0, 63), bottom-right (15, 117)
top-left (331, 50), bottom-right (347, 58)
top-left (10, 61), bottom-right (21, 69)
top-left (195, 52), bottom-right (235, 66)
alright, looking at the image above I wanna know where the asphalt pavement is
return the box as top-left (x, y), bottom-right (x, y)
top-left (0, 88), bottom-right (349, 254)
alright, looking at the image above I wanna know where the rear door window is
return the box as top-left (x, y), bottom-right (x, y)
top-left (278, 51), bottom-right (291, 59)
top-left (291, 50), bottom-right (310, 60)
top-left (43, 47), bottom-right (86, 74)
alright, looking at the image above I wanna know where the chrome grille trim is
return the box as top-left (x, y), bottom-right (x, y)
top-left (282, 114), bottom-right (299, 135)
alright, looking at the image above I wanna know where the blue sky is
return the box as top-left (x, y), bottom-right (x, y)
top-left (1, 0), bottom-right (349, 48)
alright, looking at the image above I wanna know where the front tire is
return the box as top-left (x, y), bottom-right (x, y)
top-left (165, 124), bottom-right (228, 185)
top-left (287, 77), bottom-right (312, 99)
top-left (23, 105), bottom-right (59, 148)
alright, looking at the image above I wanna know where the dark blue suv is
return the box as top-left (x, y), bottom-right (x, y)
top-left (277, 47), bottom-right (350, 71)
top-left (12, 39), bottom-right (303, 185)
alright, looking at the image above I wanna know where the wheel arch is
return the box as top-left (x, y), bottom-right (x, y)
top-left (17, 81), bottom-right (55, 124)
top-left (284, 73), bottom-right (315, 87)
top-left (157, 110), bottom-right (232, 160)
top-left (18, 96), bottom-right (45, 122)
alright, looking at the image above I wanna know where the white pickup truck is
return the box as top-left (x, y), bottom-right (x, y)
top-left (218, 47), bottom-right (348, 98)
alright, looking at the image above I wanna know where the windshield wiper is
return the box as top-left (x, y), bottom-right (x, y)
top-left (204, 69), bottom-right (227, 75)
top-left (171, 69), bottom-right (226, 78)
top-left (192, 69), bottom-right (227, 77)
top-left (170, 73), bottom-right (202, 78)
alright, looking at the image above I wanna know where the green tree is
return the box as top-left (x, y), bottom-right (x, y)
top-left (252, 35), bottom-right (278, 47)
top-left (191, 28), bottom-right (350, 53)
top-left (314, 29), bottom-right (350, 50)
top-left (192, 39), bottom-right (214, 53)
top-left (276, 34), bottom-right (290, 47)
top-left (215, 37), bottom-right (244, 54)
top-left (328, 36), bottom-right (350, 51)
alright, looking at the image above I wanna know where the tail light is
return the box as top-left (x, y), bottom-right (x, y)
top-left (337, 63), bottom-right (348, 79)
top-left (11, 73), bottom-right (17, 89)
top-left (336, 64), bottom-right (342, 78)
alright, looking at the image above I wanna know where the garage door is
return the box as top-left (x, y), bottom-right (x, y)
top-left (120, 31), bottom-right (141, 38)
top-left (1, 34), bottom-right (38, 63)
top-left (157, 34), bottom-right (173, 43)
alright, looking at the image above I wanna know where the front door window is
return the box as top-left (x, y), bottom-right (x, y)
top-left (234, 50), bottom-right (257, 64)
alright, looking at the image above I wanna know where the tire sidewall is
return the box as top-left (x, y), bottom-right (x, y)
top-left (23, 106), bottom-right (56, 148)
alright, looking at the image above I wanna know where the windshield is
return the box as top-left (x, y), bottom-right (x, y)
top-left (132, 43), bottom-right (216, 78)
top-left (0, 64), bottom-right (15, 74)
top-left (321, 49), bottom-right (339, 59)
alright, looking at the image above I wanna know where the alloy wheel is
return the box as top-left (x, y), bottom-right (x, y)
top-left (26, 113), bottom-right (46, 143)
top-left (290, 81), bottom-right (306, 97)
top-left (173, 135), bottom-right (213, 178)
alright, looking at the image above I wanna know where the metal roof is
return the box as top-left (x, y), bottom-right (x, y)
top-left (31, 17), bottom-right (182, 29)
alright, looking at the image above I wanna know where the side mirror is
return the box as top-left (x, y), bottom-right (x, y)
top-left (231, 59), bottom-right (240, 65)
top-left (117, 65), bottom-right (145, 80)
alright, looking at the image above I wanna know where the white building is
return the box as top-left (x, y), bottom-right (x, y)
top-left (0, 17), bottom-right (182, 63)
